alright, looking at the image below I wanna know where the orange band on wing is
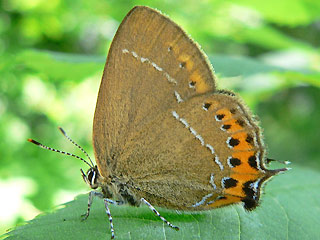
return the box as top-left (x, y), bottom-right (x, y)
top-left (231, 151), bottom-right (260, 174)
top-left (207, 195), bottom-right (242, 208)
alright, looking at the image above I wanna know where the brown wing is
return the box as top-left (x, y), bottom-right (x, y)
top-left (117, 92), bottom-right (282, 211)
top-left (93, 6), bottom-right (216, 176)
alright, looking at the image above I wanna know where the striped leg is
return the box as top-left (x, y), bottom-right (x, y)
top-left (105, 199), bottom-right (125, 206)
top-left (82, 191), bottom-right (125, 221)
top-left (141, 198), bottom-right (179, 231)
top-left (103, 199), bottom-right (115, 239)
top-left (81, 191), bottom-right (104, 220)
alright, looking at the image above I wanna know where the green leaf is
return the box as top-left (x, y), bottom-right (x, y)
top-left (16, 50), bottom-right (104, 82)
top-left (211, 54), bottom-right (320, 108)
top-left (212, 54), bottom-right (283, 77)
top-left (234, 0), bottom-right (320, 25)
top-left (3, 165), bottom-right (319, 240)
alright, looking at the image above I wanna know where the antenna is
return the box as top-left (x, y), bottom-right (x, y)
top-left (28, 134), bottom-right (93, 168)
top-left (58, 127), bottom-right (95, 167)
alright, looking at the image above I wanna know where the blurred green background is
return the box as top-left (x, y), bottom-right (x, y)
top-left (1, 0), bottom-right (319, 236)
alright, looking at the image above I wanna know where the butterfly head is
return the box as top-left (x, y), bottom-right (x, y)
top-left (80, 166), bottom-right (100, 189)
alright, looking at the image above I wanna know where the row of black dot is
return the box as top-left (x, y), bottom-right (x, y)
top-left (221, 119), bottom-right (245, 130)
top-left (203, 101), bottom-right (259, 171)
top-left (227, 134), bottom-right (254, 148)
top-left (228, 155), bottom-right (259, 169)
top-left (221, 177), bottom-right (260, 211)
top-left (242, 180), bottom-right (260, 210)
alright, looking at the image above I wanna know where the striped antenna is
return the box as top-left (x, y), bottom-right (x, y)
top-left (27, 138), bottom-right (93, 168)
top-left (58, 127), bottom-right (95, 167)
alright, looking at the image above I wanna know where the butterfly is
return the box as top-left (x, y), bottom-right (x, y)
top-left (29, 6), bottom-right (289, 239)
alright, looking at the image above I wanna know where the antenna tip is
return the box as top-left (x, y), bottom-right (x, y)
top-left (58, 127), bottom-right (66, 135)
top-left (28, 139), bottom-right (40, 145)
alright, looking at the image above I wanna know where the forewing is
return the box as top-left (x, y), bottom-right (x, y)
top-left (93, 6), bottom-right (216, 175)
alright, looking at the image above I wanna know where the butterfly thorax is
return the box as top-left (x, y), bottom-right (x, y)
top-left (82, 164), bottom-right (141, 206)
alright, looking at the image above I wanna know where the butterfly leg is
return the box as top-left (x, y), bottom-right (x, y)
top-left (82, 191), bottom-right (125, 220)
top-left (81, 191), bottom-right (104, 220)
top-left (102, 199), bottom-right (127, 239)
top-left (105, 199), bottom-right (125, 205)
top-left (103, 199), bottom-right (116, 239)
top-left (82, 191), bottom-right (126, 239)
top-left (141, 198), bottom-right (179, 231)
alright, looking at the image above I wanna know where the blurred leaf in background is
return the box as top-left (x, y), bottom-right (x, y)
top-left (0, 0), bottom-right (319, 237)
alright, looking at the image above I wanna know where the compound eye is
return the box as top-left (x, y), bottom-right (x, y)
top-left (87, 169), bottom-right (94, 182)
top-left (87, 168), bottom-right (98, 189)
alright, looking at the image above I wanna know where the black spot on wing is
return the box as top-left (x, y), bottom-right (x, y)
top-left (229, 158), bottom-right (241, 167)
top-left (223, 178), bottom-right (238, 188)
